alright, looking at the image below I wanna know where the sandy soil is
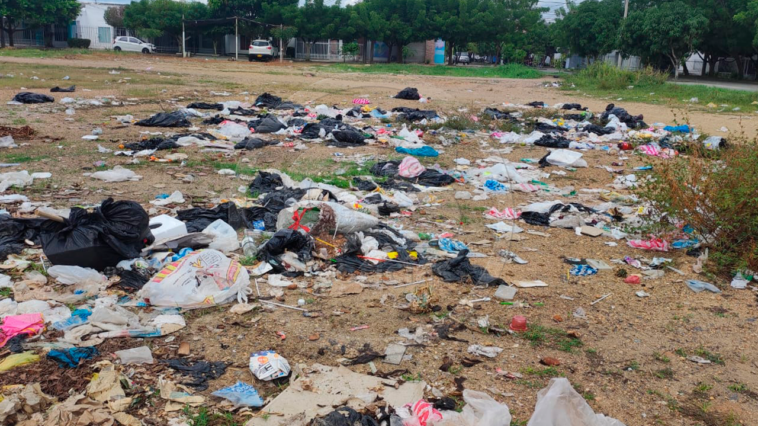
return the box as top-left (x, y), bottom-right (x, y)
top-left (0, 52), bottom-right (756, 426)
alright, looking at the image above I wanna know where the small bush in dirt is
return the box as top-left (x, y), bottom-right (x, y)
top-left (638, 139), bottom-right (758, 273)
top-left (67, 38), bottom-right (91, 49)
top-left (570, 62), bottom-right (668, 91)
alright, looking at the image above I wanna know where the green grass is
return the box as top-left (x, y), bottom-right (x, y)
top-left (694, 347), bottom-right (725, 365)
top-left (655, 367), bottom-right (675, 379)
top-left (0, 48), bottom-right (92, 58)
top-left (0, 288), bottom-right (12, 298)
top-left (239, 255), bottom-right (257, 266)
top-left (565, 62), bottom-right (758, 112)
top-left (518, 324), bottom-right (583, 353)
top-left (728, 383), bottom-right (747, 392)
top-left (0, 153), bottom-right (47, 163)
top-left (322, 63), bottom-right (544, 79)
top-left (521, 366), bottom-right (564, 377)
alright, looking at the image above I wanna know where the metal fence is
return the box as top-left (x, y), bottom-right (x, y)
top-left (295, 40), bottom-right (365, 62)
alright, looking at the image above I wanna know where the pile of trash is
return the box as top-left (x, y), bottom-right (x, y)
top-left (0, 86), bottom-right (746, 425)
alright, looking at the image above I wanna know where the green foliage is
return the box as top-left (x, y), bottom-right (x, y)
top-left (728, 383), bottom-right (748, 392)
top-left (518, 324), bottom-right (583, 352)
top-left (694, 347), bottom-right (725, 365)
top-left (619, 1), bottom-right (707, 77)
top-left (569, 62), bottom-right (667, 90)
top-left (67, 38), bottom-right (91, 49)
top-left (553, 0), bottom-right (621, 59)
top-left (325, 62), bottom-right (541, 78)
top-left (654, 367), bottom-right (674, 379)
top-left (104, 6), bottom-right (126, 28)
top-left (124, 0), bottom-right (208, 42)
top-left (637, 140), bottom-right (758, 272)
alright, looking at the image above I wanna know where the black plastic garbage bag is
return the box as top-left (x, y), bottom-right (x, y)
top-left (413, 169), bottom-right (455, 187)
top-left (274, 101), bottom-right (302, 110)
top-left (370, 161), bottom-right (400, 177)
top-left (392, 107), bottom-right (437, 122)
top-left (394, 87), bottom-right (420, 100)
top-left (328, 130), bottom-right (366, 147)
top-left (117, 268), bottom-right (152, 292)
top-left (534, 135), bottom-right (571, 148)
top-left (580, 124), bottom-right (615, 135)
top-left (12, 92), bottom-right (54, 104)
top-left (483, 108), bottom-right (510, 119)
top-left (242, 206), bottom-right (278, 231)
top-left (520, 202), bottom-right (595, 226)
top-left (335, 233), bottom-right (423, 274)
top-left (0, 215), bottom-right (44, 261)
top-left (600, 103), bottom-right (646, 128)
top-left (432, 249), bottom-right (506, 286)
top-left (51, 85), bottom-right (76, 93)
top-left (381, 178), bottom-right (419, 192)
top-left (163, 359), bottom-right (227, 391)
top-left (39, 198), bottom-right (154, 270)
top-left (235, 137), bottom-right (272, 150)
top-left (250, 171), bottom-right (284, 194)
top-left (202, 115), bottom-right (225, 125)
top-left (378, 202), bottom-right (400, 216)
top-left (300, 123), bottom-right (325, 139)
top-left (257, 229), bottom-right (314, 271)
top-left (312, 406), bottom-right (379, 426)
top-left (228, 106), bottom-right (258, 116)
top-left (176, 202), bottom-right (247, 232)
top-left (288, 117), bottom-right (308, 127)
top-left (135, 112), bottom-right (191, 128)
top-left (561, 103), bottom-right (585, 110)
top-left (254, 92), bottom-right (282, 108)
top-left (259, 188), bottom-right (306, 213)
top-left (253, 115), bottom-right (286, 133)
top-left (123, 137), bottom-right (179, 151)
top-left (352, 177), bottom-right (377, 191)
top-left (187, 102), bottom-right (223, 110)
top-left (526, 101), bottom-right (545, 108)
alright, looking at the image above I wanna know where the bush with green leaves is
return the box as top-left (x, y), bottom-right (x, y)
top-left (67, 38), bottom-right (91, 49)
top-left (569, 62), bottom-right (668, 91)
top-left (637, 140), bottom-right (758, 273)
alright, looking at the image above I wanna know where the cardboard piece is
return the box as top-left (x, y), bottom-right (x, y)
top-left (514, 280), bottom-right (548, 288)
top-left (580, 226), bottom-right (604, 237)
top-left (494, 285), bottom-right (518, 300)
top-left (383, 344), bottom-right (407, 365)
top-left (246, 364), bottom-right (425, 426)
top-left (586, 259), bottom-right (612, 270)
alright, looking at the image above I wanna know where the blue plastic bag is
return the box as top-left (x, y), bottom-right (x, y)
top-left (663, 124), bottom-right (691, 133)
top-left (438, 238), bottom-right (468, 252)
top-left (685, 279), bottom-right (721, 293)
top-left (483, 179), bottom-right (507, 192)
top-left (47, 347), bottom-right (99, 368)
top-left (395, 146), bottom-right (439, 157)
top-left (211, 381), bottom-right (264, 407)
top-left (570, 265), bottom-right (598, 276)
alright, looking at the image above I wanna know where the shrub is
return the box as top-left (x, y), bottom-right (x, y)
top-left (638, 140), bottom-right (758, 273)
top-left (570, 62), bottom-right (668, 90)
top-left (67, 38), bottom-right (91, 49)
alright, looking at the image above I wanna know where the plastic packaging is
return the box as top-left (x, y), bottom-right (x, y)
top-left (0, 352), bottom-right (40, 372)
top-left (48, 265), bottom-right (106, 286)
top-left (510, 315), bottom-right (527, 331)
top-left (89, 166), bottom-right (142, 182)
top-left (115, 346), bottom-right (154, 365)
top-left (202, 219), bottom-right (240, 253)
top-left (527, 378), bottom-right (626, 426)
top-left (249, 350), bottom-right (290, 381)
top-left (398, 156), bottom-right (426, 178)
top-left (137, 249), bottom-right (250, 309)
top-left (545, 149), bottom-right (588, 168)
top-left (214, 121), bottom-right (252, 141)
top-left (242, 229), bottom-right (262, 257)
top-left (435, 389), bottom-right (512, 426)
top-left (211, 381), bottom-right (264, 407)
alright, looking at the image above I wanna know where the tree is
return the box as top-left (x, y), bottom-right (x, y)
top-left (620, 1), bottom-right (707, 78)
top-left (366, 0), bottom-right (428, 63)
top-left (294, 0), bottom-right (341, 61)
top-left (123, 0), bottom-right (208, 54)
top-left (0, 0), bottom-right (81, 47)
top-left (343, 3), bottom-right (388, 63)
top-left (553, 0), bottom-right (622, 60)
top-left (104, 6), bottom-right (125, 29)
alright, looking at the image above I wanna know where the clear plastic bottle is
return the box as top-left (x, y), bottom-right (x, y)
top-left (242, 229), bottom-right (262, 257)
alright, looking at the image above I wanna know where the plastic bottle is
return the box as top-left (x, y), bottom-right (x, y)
top-left (242, 229), bottom-right (262, 257)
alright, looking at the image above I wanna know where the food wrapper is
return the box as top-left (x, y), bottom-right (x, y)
top-left (249, 350), bottom-right (290, 381)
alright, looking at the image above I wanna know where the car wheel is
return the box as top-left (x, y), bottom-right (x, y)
top-left (114, 46), bottom-right (121, 52)
top-left (142, 48), bottom-right (149, 54)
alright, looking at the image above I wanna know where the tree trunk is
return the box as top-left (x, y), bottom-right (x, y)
top-left (701, 53), bottom-right (708, 76)
top-left (400, 43), bottom-right (404, 64)
top-left (369, 40), bottom-right (374, 64)
top-left (733, 55), bottom-right (744, 79)
top-left (670, 57), bottom-right (679, 79)
top-left (708, 55), bottom-right (717, 77)
top-left (6, 20), bottom-right (16, 47)
top-left (386, 42), bottom-right (394, 63)
top-left (305, 40), bottom-right (311, 61)
top-left (363, 39), bottom-right (369, 64)
top-left (682, 61), bottom-right (689, 77)
top-left (0, 17), bottom-right (5, 48)
top-left (447, 41), bottom-right (455, 65)
top-left (495, 43), bottom-right (502, 66)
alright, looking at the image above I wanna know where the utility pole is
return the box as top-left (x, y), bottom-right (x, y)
top-left (235, 17), bottom-right (238, 61)
top-left (279, 24), bottom-right (283, 63)
top-left (617, 0), bottom-right (629, 68)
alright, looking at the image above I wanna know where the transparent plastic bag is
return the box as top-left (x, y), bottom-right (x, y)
top-left (434, 389), bottom-right (511, 426)
top-left (48, 265), bottom-right (106, 286)
top-left (115, 346), bottom-right (154, 365)
top-left (527, 378), bottom-right (625, 426)
top-left (202, 219), bottom-right (240, 254)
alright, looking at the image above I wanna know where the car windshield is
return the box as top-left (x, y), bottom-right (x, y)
top-left (253, 41), bottom-right (269, 47)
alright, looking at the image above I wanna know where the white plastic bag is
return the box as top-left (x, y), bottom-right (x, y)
top-left (48, 265), bottom-right (106, 286)
top-left (214, 121), bottom-right (252, 141)
top-left (202, 219), bottom-right (240, 253)
top-left (0, 274), bottom-right (11, 288)
top-left (0, 170), bottom-right (33, 192)
top-left (435, 389), bottom-right (511, 426)
top-left (527, 378), bottom-right (626, 426)
top-left (0, 136), bottom-right (17, 149)
top-left (137, 249), bottom-right (250, 309)
top-left (89, 166), bottom-right (142, 182)
top-left (546, 150), bottom-right (587, 168)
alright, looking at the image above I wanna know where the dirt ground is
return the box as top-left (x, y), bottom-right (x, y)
top-left (1, 52), bottom-right (757, 426)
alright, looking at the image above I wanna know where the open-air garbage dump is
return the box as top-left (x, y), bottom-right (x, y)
top-left (0, 58), bottom-right (754, 426)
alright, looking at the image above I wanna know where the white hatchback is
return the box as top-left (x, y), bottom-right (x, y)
top-left (113, 36), bottom-right (155, 54)
top-left (248, 40), bottom-right (278, 61)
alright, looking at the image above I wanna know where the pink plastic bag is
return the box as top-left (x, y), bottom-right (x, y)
top-left (627, 238), bottom-right (669, 252)
top-left (485, 208), bottom-right (521, 220)
top-left (352, 98), bottom-right (370, 105)
top-left (0, 313), bottom-right (44, 348)
top-left (398, 156), bottom-right (426, 178)
top-left (404, 400), bottom-right (442, 426)
top-left (513, 183), bottom-right (539, 193)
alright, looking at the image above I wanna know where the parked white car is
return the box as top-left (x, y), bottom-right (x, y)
top-left (113, 36), bottom-right (155, 54)
top-left (248, 39), bottom-right (278, 62)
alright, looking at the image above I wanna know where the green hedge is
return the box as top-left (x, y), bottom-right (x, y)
top-left (67, 38), bottom-right (91, 49)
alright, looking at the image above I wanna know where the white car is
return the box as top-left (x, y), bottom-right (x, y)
top-left (113, 36), bottom-right (155, 54)
top-left (248, 40), bottom-right (278, 62)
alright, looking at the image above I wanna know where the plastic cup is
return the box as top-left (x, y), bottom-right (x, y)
top-left (510, 315), bottom-right (527, 332)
